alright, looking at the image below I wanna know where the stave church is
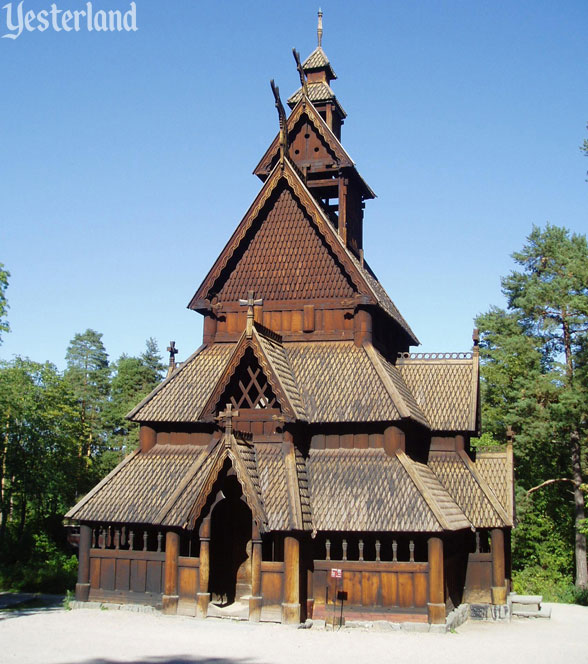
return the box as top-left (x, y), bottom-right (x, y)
top-left (67, 13), bottom-right (514, 626)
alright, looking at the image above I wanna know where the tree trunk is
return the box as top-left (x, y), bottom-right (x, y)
top-left (571, 431), bottom-right (588, 588)
top-left (562, 318), bottom-right (587, 589)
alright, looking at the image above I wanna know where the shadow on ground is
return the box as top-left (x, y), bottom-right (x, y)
top-left (61, 657), bottom-right (264, 664)
top-left (0, 592), bottom-right (64, 619)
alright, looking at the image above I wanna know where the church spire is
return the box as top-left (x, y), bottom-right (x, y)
top-left (317, 8), bottom-right (323, 47)
top-left (287, 10), bottom-right (345, 137)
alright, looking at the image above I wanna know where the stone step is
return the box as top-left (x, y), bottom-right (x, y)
top-left (512, 606), bottom-right (552, 619)
top-left (509, 593), bottom-right (543, 613)
top-left (509, 593), bottom-right (543, 605)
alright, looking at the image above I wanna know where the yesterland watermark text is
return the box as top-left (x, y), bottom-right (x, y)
top-left (2, 1), bottom-right (137, 39)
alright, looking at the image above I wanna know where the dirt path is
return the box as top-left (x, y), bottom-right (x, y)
top-left (1, 603), bottom-right (587, 664)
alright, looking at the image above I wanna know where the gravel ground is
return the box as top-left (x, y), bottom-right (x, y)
top-left (1, 603), bottom-right (587, 664)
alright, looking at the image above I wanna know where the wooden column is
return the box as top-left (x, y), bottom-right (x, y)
top-left (249, 521), bottom-right (262, 622)
top-left (427, 536), bottom-right (445, 624)
top-left (491, 528), bottom-right (507, 605)
top-left (140, 425), bottom-right (156, 453)
top-left (162, 531), bottom-right (179, 614)
top-left (353, 308), bottom-right (372, 347)
top-left (197, 518), bottom-right (211, 618)
top-left (202, 314), bottom-right (218, 344)
top-left (281, 534), bottom-right (301, 624)
top-left (75, 524), bottom-right (91, 601)
top-left (384, 426), bottom-right (405, 455)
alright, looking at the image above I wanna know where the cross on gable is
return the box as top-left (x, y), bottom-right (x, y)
top-left (238, 290), bottom-right (263, 338)
top-left (216, 403), bottom-right (239, 444)
top-left (167, 341), bottom-right (178, 362)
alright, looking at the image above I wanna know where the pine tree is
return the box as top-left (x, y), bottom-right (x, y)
top-left (477, 224), bottom-right (588, 589)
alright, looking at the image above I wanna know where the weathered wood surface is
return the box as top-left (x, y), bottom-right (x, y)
top-left (312, 560), bottom-right (428, 609)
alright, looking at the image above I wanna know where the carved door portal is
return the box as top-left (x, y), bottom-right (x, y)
top-left (209, 474), bottom-right (253, 606)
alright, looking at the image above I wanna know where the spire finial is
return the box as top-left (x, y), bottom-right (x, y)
top-left (317, 8), bottom-right (323, 47)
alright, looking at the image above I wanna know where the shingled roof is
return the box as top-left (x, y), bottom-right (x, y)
top-left (302, 46), bottom-right (336, 77)
top-left (66, 433), bottom-right (314, 533)
top-left (189, 159), bottom-right (417, 345)
top-left (428, 450), bottom-right (511, 528)
top-left (307, 448), bottom-right (470, 532)
top-left (396, 352), bottom-right (479, 432)
top-left (129, 334), bottom-right (480, 429)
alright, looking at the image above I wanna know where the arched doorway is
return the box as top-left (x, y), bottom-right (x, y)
top-left (208, 474), bottom-right (252, 606)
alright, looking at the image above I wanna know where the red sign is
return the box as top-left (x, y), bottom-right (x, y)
top-left (330, 568), bottom-right (342, 579)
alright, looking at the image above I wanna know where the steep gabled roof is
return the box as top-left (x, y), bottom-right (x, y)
top-left (189, 158), bottom-right (416, 344)
top-left (254, 99), bottom-right (353, 175)
top-left (287, 82), bottom-right (346, 118)
top-left (200, 323), bottom-right (307, 422)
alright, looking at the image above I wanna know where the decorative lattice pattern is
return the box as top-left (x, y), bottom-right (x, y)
top-left (219, 349), bottom-right (277, 410)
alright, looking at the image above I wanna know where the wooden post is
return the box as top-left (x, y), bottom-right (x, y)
top-left (281, 534), bottom-right (301, 624)
top-left (140, 425), bottom-right (156, 453)
top-left (427, 536), bottom-right (445, 624)
top-left (249, 522), bottom-right (262, 622)
top-left (491, 528), bottom-right (507, 605)
top-left (75, 525), bottom-right (91, 601)
top-left (353, 308), bottom-right (372, 347)
top-left (383, 426), bottom-right (405, 455)
top-left (203, 314), bottom-right (218, 344)
top-left (162, 530), bottom-right (179, 614)
top-left (197, 518), bottom-right (211, 618)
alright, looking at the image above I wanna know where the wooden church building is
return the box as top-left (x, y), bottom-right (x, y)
top-left (67, 14), bottom-right (514, 625)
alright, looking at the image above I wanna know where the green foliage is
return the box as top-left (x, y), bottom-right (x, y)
top-left (0, 532), bottom-right (77, 593)
top-left (104, 339), bottom-right (164, 462)
top-left (476, 223), bottom-right (588, 590)
top-left (0, 332), bottom-right (164, 593)
top-left (0, 263), bottom-right (9, 343)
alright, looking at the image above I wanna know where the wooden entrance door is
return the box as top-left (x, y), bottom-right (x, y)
top-left (209, 475), bottom-right (252, 606)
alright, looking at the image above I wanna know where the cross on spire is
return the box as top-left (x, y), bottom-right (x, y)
top-left (166, 341), bottom-right (178, 376)
top-left (239, 290), bottom-right (263, 338)
top-left (216, 403), bottom-right (239, 444)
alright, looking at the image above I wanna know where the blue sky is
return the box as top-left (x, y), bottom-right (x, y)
top-left (1, 0), bottom-right (587, 369)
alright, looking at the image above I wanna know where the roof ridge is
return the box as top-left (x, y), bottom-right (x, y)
top-left (395, 450), bottom-right (456, 531)
top-left (152, 444), bottom-right (214, 525)
top-left (397, 351), bottom-right (473, 362)
top-left (363, 343), bottom-right (410, 419)
top-left (126, 344), bottom-right (207, 420)
top-left (457, 450), bottom-right (511, 526)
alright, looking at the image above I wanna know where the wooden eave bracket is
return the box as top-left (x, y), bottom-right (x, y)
top-left (457, 449), bottom-right (512, 526)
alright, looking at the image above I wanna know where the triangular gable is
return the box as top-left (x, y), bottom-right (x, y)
top-left (254, 99), bottom-right (354, 177)
top-left (199, 324), bottom-right (307, 423)
top-left (158, 434), bottom-right (268, 532)
top-left (189, 159), bottom-right (384, 313)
